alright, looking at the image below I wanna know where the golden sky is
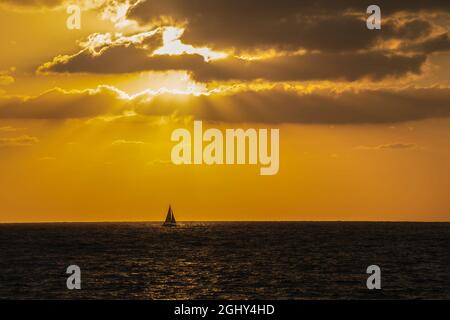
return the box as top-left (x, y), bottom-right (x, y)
top-left (1, 0), bottom-right (449, 222)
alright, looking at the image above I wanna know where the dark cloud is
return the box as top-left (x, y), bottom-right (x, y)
top-left (189, 53), bottom-right (425, 82)
top-left (0, 87), bottom-right (125, 119)
top-left (130, 0), bottom-right (450, 23)
top-left (181, 14), bottom-right (379, 53)
top-left (35, 0), bottom-right (446, 80)
top-left (389, 19), bottom-right (433, 40)
top-left (39, 47), bottom-right (207, 74)
top-left (130, 0), bottom-right (447, 52)
top-left (38, 30), bottom-right (166, 73)
top-left (406, 33), bottom-right (450, 54)
top-left (40, 43), bottom-right (426, 82)
top-left (134, 87), bottom-right (450, 124)
top-left (7, 0), bottom-right (449, 12)
top-left (3, 85), bottom-right (448, 125)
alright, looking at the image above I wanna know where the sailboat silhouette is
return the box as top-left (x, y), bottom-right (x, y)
top-left (163, 205), bottom-right (177, 227)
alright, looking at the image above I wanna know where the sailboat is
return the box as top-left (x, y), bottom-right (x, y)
top-left (163, 205), bottom-right (177, 227)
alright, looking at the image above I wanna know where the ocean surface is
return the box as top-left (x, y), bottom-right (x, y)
top-left (0, 222), bottom-right (449, 299)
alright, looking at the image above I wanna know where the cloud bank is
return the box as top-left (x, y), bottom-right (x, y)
top-left (1, 86), bottom-right (449, 124)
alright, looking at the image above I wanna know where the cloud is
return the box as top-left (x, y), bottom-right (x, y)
top-left (406, 33), bottom-right (450, 54)
top-left (0, 86), bottom-right (127, 119)
top-left (134, 87), bottom-right (450, 124)
top-left (0, 69), bottom-right (15, 86)
top-left (189, 53), bottom-right (426, 82)
top-left (36, 3), bottom-right (447, 82)
top-left (39, 37), bottom-right (426, 82)
top-left (111, 139), bottom-right (145, 145)
top-left (0, 75), bottom-right (14, 86)
top-left (5, 0), bottom-right (449, 13)
top-left (0, 135), bottom-right (39, 147)
top-left (129, 0), bottom-right (449, 53)
top-left (39, 47), bottom-right (207, 74)
top-left (355, 143), bottom-right (418, 150)
top-left (1, 85), bottom-right (450, 124)
top-left (0, 126), bottom-right (24, 132)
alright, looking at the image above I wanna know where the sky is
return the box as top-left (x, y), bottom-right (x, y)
top-left (0, 0), bottom-right (449, 222)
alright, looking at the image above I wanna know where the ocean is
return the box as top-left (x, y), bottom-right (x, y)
top-left (0, 222), bottom-right (449, 299)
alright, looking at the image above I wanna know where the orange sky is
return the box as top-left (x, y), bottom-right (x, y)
top-left (0, 1), bottom-right (449, 222)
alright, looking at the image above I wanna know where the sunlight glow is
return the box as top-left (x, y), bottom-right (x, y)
top-left (79, 29), bottom-right (160, 55)
top-left (153, 27), bottom-right (228, 62)
top-left (100, 0), bottom-right (140, 29)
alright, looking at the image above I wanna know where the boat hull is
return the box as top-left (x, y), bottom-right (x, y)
top-left (163, 223), bottom-right (177, 227)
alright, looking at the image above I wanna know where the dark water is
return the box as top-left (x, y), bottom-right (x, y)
top-left (0, 222), bottom-right (449, 299)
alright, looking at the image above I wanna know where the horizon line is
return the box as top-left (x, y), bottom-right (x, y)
top-left (1, 219), bottom-right (449, 224)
